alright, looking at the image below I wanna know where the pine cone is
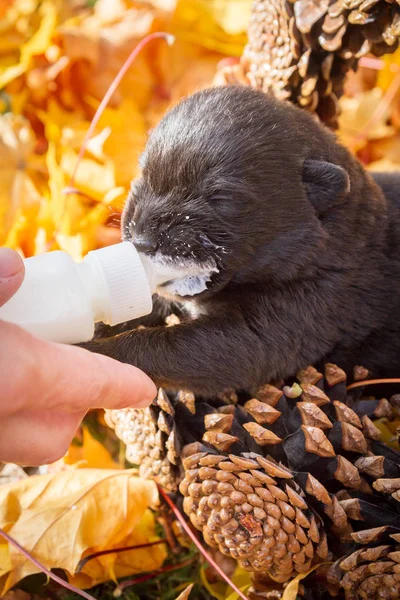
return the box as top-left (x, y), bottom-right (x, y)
top-left (327, 527), bottom-right (400, 599)
top-left (106, 363), bottom-right (400, 589)
top-left (104, 388), bottom-right (188, 490)
top-left (179, 450), bottom-right (328, 583)
top-left (229, 0), bottom-right (400, 127)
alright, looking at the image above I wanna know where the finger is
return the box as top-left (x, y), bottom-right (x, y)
top-left (0, 248), bottom-right (25, 307)
top-left (1, 321), bottom-right (157, 414)
top-left (48, 342), bottom-right (158, 410)
top-left (0, 410), bottom-right (86, 466)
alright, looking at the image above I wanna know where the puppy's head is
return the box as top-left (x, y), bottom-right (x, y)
top-left (122, 86), bottom-right (354, 300)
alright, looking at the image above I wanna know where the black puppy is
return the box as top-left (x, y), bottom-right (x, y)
top-left (84, 85), bottom-right (400, 396)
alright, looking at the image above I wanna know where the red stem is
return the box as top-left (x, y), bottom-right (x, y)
top-left (0, 527), bottom-right (96, 600)
top-left (116, 557), bottom-right (195, 591)
top-left (77, 539), bottom-right (167, 572)
top-left (157, 486), bottom-right (250, 600)
top-left (347, 378), bottom-right (400, 391)
top-left (358, 57), bottom-right (384, 70)
top-left (69, 31), bottom-right (174, 187)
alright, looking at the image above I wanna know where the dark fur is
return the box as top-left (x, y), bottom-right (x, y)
top-left (83, 86), bottom-right (400, 396)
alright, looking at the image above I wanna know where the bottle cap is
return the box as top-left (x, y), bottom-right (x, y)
top-left (86, 242), bottom-right (153, 326)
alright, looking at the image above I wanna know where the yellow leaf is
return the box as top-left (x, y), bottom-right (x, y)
top-left (175, 584), bottom-right (194, 600)
top-left (171, 0), bottom-right (250, 56)
top-left (225, 585), bottom-right (251, 600)
top-left (201, 564), bottom-right (252, 600)
top-left (0, 113), bottom-right (42, 250)
top-left (0, 1), bottom-right (57, 89)
top-left (59, 3), bottom-right (161, 110)
top-left (0, 546), bottom-right (11, 578)
top-left (64, 426), bottom-right (121, 470)
top-left (43, 142), bottom-right (111, 258)
top-left (281, 563), bottom-right (331, 600)
top-left (71, 509), bottom-right (166, 588)
top-left (60, 150), bottom-right (116, 202)
top-left (376, 47), bottom-right (400, 92)
top-left (0, 65), bottom-right (25, 90)
top-left (367, 157), bottom-right (400, 172)
top-left (210, 0), bottom-right (252, 36)
top-left (0, 469), bottom-right (166, 593)
top-left (338, 88), bottom-right (394, 151)
top-left (372, 418), bottom-right (400, 450)
top-left (200, 565), bottom-right (226, 600)
top-left (20, 1), bottom-right (57, 64)
top-left (92, 96), bottom-right (148, 187)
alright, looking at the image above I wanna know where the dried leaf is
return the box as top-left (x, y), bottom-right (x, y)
top-left (338, 88), bottom-right (394, 151)
top-left (201, 565), bottom-right (251, 600)
top-left (171, 0), bottom-right (250, 55)
top-left (175, 584), bottom-right (194, 600)
top-left (372, 418), bottom-right (400, 450)
top-left (59, 1), bottom-right (162, 109)
top-left (0, 114), bottom-right (42, 252)
top-left (64, 426), bottom-right (121, 470)
top-left (0, 1), bottom-right (57, 89)
top-left (376, 47), bottom-right (400, 92)
top-left (225, 584), bottom-right (251, 600)
top-left (0, 469), bottom-right (165, 592)
top-left (281, 563), bottom-right (331, 600)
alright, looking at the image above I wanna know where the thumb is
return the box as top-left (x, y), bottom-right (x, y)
top-left (0, 248), bottom-right (25, 307)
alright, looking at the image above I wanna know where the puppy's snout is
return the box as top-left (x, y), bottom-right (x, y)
top-left (133, 235), bottom-right (158, 254)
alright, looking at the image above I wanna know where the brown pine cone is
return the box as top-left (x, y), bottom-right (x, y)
top-left (106, 363), bottom-right (400, 590)
top-left (179, 450), bottom-right (328, 583)
top-left (327, 526), bottom-right (400, 599)
top-left (230, 0), bottom-right (400, 127)
top-left (104, 388), bottom-right (186, 491)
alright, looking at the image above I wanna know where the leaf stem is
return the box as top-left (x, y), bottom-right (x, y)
top-left (0, 527), bottom-right (97, 600)
top-left (69, 31), bottom-right (175, 187)
top-left (115, 557), bottom-right (196, 594)
top-left (77, 539), bottom-right (167, 572)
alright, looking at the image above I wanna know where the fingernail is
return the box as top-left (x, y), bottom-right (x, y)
top-left (0, 248), bottom-right (24, 279)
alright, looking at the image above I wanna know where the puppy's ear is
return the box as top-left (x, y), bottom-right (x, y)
top-left (302, 159), bottom-right (350, 215)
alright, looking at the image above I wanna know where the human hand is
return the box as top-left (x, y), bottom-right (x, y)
top-left (0, 248), bottom-right (157, 466)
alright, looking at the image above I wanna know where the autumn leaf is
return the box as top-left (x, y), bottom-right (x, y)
top-left (281, 563), bottom-right (330, 600)
top-left (376, 47), bottom-right (400, 92)
top-left (0, 469), bottom-right (166, 593)
top-left (64, 425), bottom-right (122, 470)
top-left (0, 1), bottom-right (58, 89)
top-left (175, 584), bottom-right (194, 600)
top-left (0, 113), bottom-right (43, 252)
top-left (58, 0), bottom-right (165, 110)
top-left (338, 87), bottom-right (395, 152)
top-left (201, 565), bottom-right (252, 600)
top-left (171, 0), bottom-right (250, 56)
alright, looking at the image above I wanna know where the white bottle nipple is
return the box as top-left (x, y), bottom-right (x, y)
top-left (81, 242), bottom-right (153, 326)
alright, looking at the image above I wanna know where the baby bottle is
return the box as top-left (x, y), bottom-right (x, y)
top-left (0, 242), bottom-right (160, 344)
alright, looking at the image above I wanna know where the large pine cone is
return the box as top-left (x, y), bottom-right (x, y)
top-left (219, 0), bottom-right (400, 127)
top-left (328, 527), bottom-right (400, 599)
top-left (180, 450), bottom-right (329, 583)
top-left (106, 364), bottom-right (400, 593)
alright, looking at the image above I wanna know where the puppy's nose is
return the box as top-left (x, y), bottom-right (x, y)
top-left (133, 235), bottom-right (158, 254)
